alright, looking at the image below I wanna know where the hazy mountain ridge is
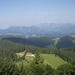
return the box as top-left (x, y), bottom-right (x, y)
top-left (0, 23), bottom-right (75, 37)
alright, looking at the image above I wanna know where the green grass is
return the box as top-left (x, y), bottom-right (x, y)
top-left (41, 54), bottom-right (67, 68)
top-left (16, 56), bottom-right (34, 67)
top-left (53, 38), bottom-right (60, 45)
top-left (16, 52), bottom-right (25, 57)
top-left (47, 38), bottom-right (60, 49)
top-left (72, 40), bottom-right (75, 43)
top-left (16, 52), bottom-right (67, 69)
top-left (16, 52), bottom-right (34, 66)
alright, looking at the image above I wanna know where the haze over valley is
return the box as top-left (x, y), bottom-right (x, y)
top-left (0, 23), bottom-right (75, 38)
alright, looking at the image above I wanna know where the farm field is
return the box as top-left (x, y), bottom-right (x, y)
top-left (16, 52), bottom-right (67, 68)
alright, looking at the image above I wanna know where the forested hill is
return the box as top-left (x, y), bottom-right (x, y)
top-left (56, 36), bottom-right (75, 48)
top-left (2, 37), bottom-right (53, 48)
top-left (0, 40), bottom-right (25, 51)
top-left (2, 36), bottom-right (75, 48)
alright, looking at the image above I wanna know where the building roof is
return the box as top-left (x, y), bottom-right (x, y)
top-left (26, 52), bottom-right (33, 55)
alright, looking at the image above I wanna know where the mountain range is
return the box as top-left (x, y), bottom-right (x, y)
top-left (0, 23), bottom-right (75, 38)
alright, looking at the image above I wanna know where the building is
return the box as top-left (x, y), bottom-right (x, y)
top-left (26, 52), bottom-right (34, 56)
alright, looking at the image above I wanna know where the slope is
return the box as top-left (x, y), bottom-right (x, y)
top-left (17, 52), bottom-right (67, 69)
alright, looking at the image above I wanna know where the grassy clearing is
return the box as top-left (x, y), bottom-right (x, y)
top-left (16, 57), bottom-right (34, 66)
top-left (16, 52), bottom-right (34, 66)
top-left (72, 40), bottom-right (75, 43)
top-left (16, 52), bottom-right (25, 57)
top-left (53, 38), bottom-right (60, 45)
top-left (41, 54), bottom-right (67, 68)
top-left (47, 38), bottom-right (60, 49)
top-left (16, 52), bottom-right (67, 68)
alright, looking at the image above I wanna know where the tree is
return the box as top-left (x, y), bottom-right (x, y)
top-left (43, 64), bottom-right (57, 75)
top-left (57, 63), bottom-right (74, 75)
top-left (30, 52), bottom-right (57, 75)
top-left (33, 52), bottom-right (44, 64)
top-left (17, 62), bottom-right (31, 75)
top-left (0, 58), bottom-right (18, 75)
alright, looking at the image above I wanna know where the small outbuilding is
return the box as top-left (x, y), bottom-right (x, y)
top-left (26, 52), bottom-right (34, 56)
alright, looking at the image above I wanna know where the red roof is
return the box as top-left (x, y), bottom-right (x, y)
top-left (26, 52), bottom-right (33, 55)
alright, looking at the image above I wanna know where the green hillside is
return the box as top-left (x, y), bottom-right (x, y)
top-left (2, 36), bottom-right (75, 48)
top-left (2, 37), bottom-right (53, 48)
top-left (47, 38), bottom-right (60, 49)
top-left (41, 54), bottom-right (67, 68)
top-left (0, 40), bottom-right (24, 49)
top-left (17, 52), bottom-right (67, 68)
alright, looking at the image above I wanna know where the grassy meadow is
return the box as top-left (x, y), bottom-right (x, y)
top-left (41, 54), bottom-right (67, 68)
top-left (16, 52), bottom-right (67, 68)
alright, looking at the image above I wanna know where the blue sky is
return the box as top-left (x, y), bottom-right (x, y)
top-left (0, 0), bottom-right (75, 28)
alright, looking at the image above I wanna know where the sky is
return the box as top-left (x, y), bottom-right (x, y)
top-left (0, 0), bottom-right (75, 29)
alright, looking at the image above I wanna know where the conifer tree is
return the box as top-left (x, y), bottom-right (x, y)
top-left (33, 52), bottom-right (44, 64)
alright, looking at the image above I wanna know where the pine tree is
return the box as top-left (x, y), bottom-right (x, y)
top-left (33, 52), bottom-right (44, 64)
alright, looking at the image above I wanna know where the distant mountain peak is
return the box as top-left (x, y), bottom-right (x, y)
top-left (0, 23), bottom-right (75, 38)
